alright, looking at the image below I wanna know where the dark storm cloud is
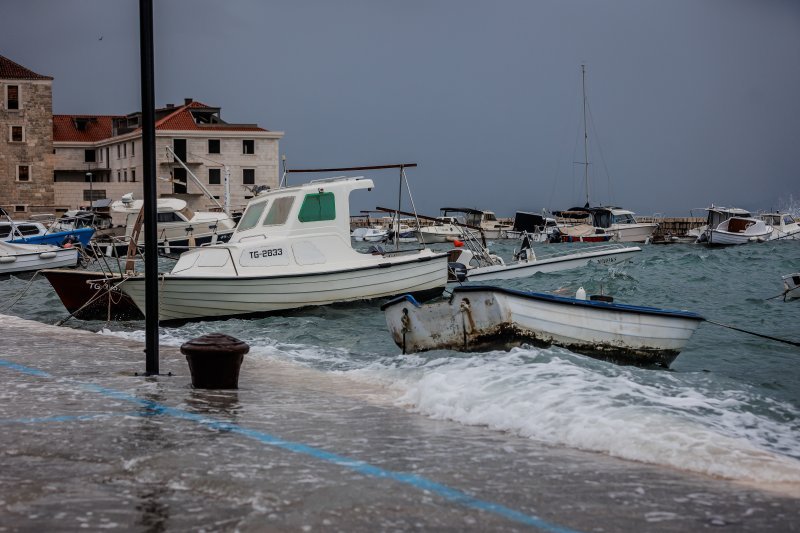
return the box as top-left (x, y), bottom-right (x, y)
top-left (2, 0), bottom-right (798, 215)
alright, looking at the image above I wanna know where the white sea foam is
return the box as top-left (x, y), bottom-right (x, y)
top-left (99, 328), bottom-right (800, 485)
top-left (351, 347), bottom-right (800, 484)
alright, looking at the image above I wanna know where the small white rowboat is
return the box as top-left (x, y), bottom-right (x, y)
top-left (382, 286), bottom-right (704, 367)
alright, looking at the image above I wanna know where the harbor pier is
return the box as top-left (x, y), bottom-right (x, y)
top-left (0, 313), bottom-right (797, 531)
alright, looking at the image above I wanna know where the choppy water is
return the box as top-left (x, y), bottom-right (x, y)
top-left (2, 240), bottom-right (799, 487)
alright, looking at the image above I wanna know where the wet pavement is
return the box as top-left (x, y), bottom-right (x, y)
top-left (0, 313), bottom-right (798, 532)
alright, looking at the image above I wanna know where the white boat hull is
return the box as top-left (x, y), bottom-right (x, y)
top-left (0, 242), bottom-right (78, 275)
top-left (383, 286), bottom-right (704, 367)
top-left (609, 223), bottom-right (658, 243)
top-left (462, 245), bottom-right (640, 282)
top-left (121, 254), bottom-right (448, 322)
top-left (707, 229), bottom-right (771, 245)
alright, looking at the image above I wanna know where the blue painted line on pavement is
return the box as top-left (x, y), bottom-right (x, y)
top-left (0, 358), bottom-right (582, 533)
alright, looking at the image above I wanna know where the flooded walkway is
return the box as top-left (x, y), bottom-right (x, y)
top-left (0, 313), bottom-right (797, 532)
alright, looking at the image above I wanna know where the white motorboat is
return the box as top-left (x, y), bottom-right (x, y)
top-left (103, 194), bottom-right (236, 256)
top-left (760, 212), bottom-right (800, 241)
top-left (417, 215), bottom-right (476, 243)
top-left (446, 233), bottom-right (640, 282)
top-left (0, 240), bottom-right (78, 275)
top-left (692, 206), bottom-right (751, 243)
top-left (382, 285), bottom-right (704, 367)
top-left (589, 207), bottom-right (658, 243)
top-left (704, 216), bottom-right (772, 246)
top-left (505, 212), bottom-right (559, 242)
top-left (351, 226), bottom-right (388, 242)
top-left (120, 177), bottom-right (449, 322)
top-left (442, 208), bottom-right (512, 240)
top-left (782, 273), bottom-right (799, 301)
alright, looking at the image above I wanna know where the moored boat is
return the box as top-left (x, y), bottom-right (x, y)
top-left (760, 212), bottom-right (800, 241)
top-left (446, 233), bottom-right (640, 282)
top-left (705, 216), bottom-right (772, 246)
top-left (382, 285), bottom-right (704, 367)
top-left (0, 241), bottom-right (79, 275)
top-left (40, 269), bottom-right (143, 320)
top-left (119, 175), bottom-right (449, 323)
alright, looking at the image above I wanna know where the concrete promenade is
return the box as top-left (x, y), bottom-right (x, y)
top-left (0, 313), bottom-right (797, 532)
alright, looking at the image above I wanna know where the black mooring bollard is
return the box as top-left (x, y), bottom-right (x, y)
top-left (180, 333), bottom-right (249, 389)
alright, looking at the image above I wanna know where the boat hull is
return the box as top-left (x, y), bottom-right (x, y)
top-left (609, 223), bottom-right (658, 243)
top-left (0, 243), bottom-right (78, 275)
top-left (9, 227), bottom-right (95, 248)
top-left (706, 229), bottom-right (771, 245)
top-left (463, 245), bottom-right (640, 281)
top-left (383, 286), bottom-right (703, 367)
top-left (121, 254), bottom-right (449, 322)
top-left (41, 269), bottom-right (143, 320)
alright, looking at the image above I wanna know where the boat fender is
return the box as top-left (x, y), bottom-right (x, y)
top-left (576, 287), bottom-right (587, 300)
top-left (453, 239), bottom-right (464, 247)
top-left (61, 235), bottom-right (77, 248)
top-left (459, 298), bottom-right (475, 348)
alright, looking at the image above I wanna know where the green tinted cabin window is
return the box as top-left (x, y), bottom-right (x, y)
top-left (298, 192), bottom-right (336, 222)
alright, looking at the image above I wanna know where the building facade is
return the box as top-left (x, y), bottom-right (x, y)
top-left (54, 99), bottom-right (284, 213)
top-left (0, 54), bottom-right (55, 215)
top-left (1, 54), bottom-right (283, 217)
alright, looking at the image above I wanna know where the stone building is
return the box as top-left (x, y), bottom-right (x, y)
top-left (53, 99), bottom-right (284, 213)
top-left (0, 54), bottom-right (55, 215)
top-left (1, 54), bottom-right (283, 216)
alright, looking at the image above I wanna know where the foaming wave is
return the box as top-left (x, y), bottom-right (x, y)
top-left (359, 348), bottom-right (800, 484)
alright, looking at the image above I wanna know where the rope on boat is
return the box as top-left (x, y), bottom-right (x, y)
top-left (1, 271), bottom-right (41, 312)
top-left (704, 319), bottom-right (800, 348)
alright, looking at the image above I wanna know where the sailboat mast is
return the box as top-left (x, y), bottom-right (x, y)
top-left (581, 63), bottom-right (590, 208)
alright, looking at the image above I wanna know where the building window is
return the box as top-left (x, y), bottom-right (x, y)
top-left (84, 149), bottom-right (96, 163)
top-left (117, 145), bottom-right (121, 158)
top-left (131, 141), bottom-right (135, 157)
top-left (124, 170), bottom-right (128, 182)
top-left (243, 140), bottom-right (254, 154)
top-left (10, 126), bottom-right (24, 142)
top-left (209, 168), bottom-right (221, 185)
top-left (123, 143), bottom-right (127, 157)
top-left (99, 148), bottom-right (104, 162)
top-left (17, 165), bottom-right (30, 182)
top-left (83, 189), bottom-right (106, 201)
top-left (131, 169), bottom-right (136, 182)
top-left (117, 171), bottom-right (121, 182)
top-left (208, 139), bottom-right (220, 154)
top-left (14, 205), bottom-right (26, 213)
top-left (243, 168), bottom-right (255, 185)
top-left (6, 85), bottom-right (19, 110)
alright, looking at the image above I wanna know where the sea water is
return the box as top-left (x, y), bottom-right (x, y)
top-left (1, 240), bottom-right (799, 488)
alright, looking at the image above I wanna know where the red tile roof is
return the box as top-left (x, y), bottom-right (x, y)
top-left (53, 115), bottom-right (118, 142)
top-left (0, 55), bottom-right (53, 80)
top-left (155, 100), bottom-right (267, 132)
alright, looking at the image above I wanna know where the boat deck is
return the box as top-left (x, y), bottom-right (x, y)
top-left (0, 313), bottom-right (797, 531)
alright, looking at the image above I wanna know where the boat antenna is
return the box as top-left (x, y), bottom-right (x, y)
top-left (581, 63), bottom-right (590, 209)
top-left (279, 154), bottom-right (288, 188)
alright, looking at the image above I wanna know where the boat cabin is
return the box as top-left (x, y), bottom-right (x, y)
top-left (703, 206), bottom-right (751, 229)
top-left (0, 221), bottom-right (48, 241)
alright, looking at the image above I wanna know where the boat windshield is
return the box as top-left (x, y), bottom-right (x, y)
top-left (784, 215), bottom-right (795, 225)
top-left (484, 212), bottom-right (497, 222)
top-left (237, 201), bottom-right (268, 232)
top-left (179, 206), bottom-right (195, 221)
top-left (263, 196), bottom-right (295, 226)
top-left (612, 213), bottom-right (636, 225)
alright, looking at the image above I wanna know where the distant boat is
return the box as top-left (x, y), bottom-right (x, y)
top-left (0, 209), bottom-right (94, 248)
top-left (441, 207), bottom-right (512, 240)
top-left (760, 212), bottom-right (800, 241)
top-left (100, 194), bottom-right (235, 256)
top-left (551, 65), bottom-right (657, 244)
top-left (382, 286), bottom-right (704, 368)
top-left (446, 232), bottom-right (640, 282)
top-left (704, 216), bottom-right (772, 246)
top-left (0, 241), bottom-right (78, 275)
top-left (691, 205), bottom-right (750, 243)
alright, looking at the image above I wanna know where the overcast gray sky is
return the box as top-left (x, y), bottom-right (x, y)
top-left (3, 0), bottom-right (799, 216)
